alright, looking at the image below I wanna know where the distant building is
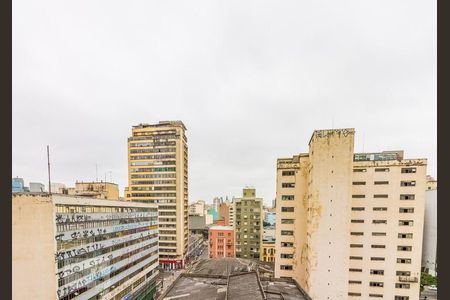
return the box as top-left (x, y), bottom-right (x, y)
top-left (189, 215), bottom-right (207, 236)
top-left (59, 181), bottom-right (119, 200)
top-left (208, 225), bottom-right (235, 258)
top-left (422, 188), bottom-right (437, 276)
top-left (218, 202), bottom-right (230, 226)
top-left (212, 197), bottom-right (223, 212)
top-left (265, 212), bottom-right (276, 226)
top-left (426, 175), bottom-right (437, 190)
top-left (261, 226), bottom-right (276, 263)
top-left (275, 128), bottom-right (427, 300)
top-left (29, 182), bottom-right (45, 193)
top-left (229, 197), bottom-right (235, 228)
top-left (12, 193), bottom-right (159, 300)
top-left (189, 200), bottom-right (205, 216)
top-left (12, 177), bottom-right (24, 192)
top-left (207, 207), bottom-right (218, 222)
top-left (50, 182), bottom-right (66, 193)
top-left (234, 188), bottom-right (263, 260)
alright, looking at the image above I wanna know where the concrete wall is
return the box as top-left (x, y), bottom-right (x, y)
top-left (12, 193), bottom-right (57, 300)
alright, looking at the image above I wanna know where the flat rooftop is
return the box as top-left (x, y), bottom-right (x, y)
top-left (162, 258), bottom-right (309, 300)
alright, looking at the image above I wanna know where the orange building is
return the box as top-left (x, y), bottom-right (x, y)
top-left (218, 203), bottom-right (230, 226)
top-left (208, 225), bottom-right (235, 258)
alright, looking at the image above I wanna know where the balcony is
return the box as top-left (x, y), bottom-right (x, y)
top-left (398, 276), bottom-right (418, 283)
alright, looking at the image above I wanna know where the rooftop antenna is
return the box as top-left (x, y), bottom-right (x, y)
top-left (47, 145), bottom-right (52, 194)
top-left (96, 164), bottom-right (98, 182)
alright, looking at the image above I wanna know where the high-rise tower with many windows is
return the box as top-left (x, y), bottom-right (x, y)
top-left (125, 121), bottom-right (188, 269)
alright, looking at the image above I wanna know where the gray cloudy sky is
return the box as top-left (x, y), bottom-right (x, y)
top-left (13, 0), bottom-right (436, 206)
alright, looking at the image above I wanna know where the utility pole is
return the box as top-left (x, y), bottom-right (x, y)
top-left (47, 145), bottom-right (52, 194)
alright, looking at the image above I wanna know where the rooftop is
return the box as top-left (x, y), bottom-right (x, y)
top-left (161, 258), bottom-right (309, 300)
top-left (209, 225), bottom-right (234, 231)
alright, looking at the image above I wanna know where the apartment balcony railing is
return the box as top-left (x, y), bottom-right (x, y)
top-left (398, 276), bottom-right (418, 283)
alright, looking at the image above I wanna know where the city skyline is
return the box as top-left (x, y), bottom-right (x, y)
top-left (13, 1), bottom-right (436, 207)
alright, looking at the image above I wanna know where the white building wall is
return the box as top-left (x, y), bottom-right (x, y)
top-left (422, 189), bottom-right (437, 276)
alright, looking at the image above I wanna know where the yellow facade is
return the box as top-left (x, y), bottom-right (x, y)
top-left (261, 242), bottom-right (276, 262)
top-left (125, 121), bottom-right (189, 268)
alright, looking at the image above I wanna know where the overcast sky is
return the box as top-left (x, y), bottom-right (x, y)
top-left (12, 0), bottom-right (436, 206)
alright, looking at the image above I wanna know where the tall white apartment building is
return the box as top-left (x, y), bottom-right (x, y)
top-left (125, 121), bottom-right (189, 269)
top-left (12, 193), bottom-right (159, 300)
top-left (275, 128), bottom-right (426, 300)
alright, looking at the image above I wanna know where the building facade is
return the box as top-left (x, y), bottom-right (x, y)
top-left (125, 121), bottom-right (189, 269)
top-left (218, 202), bottom-right (230, 226)
top-left (274, 128), bottom-right (427, 300)
top-left (189, 200), bottom-right (205, 216)
top-left (234, 188), bottom-right (263, 260)
top-left (208, 225), bottom-right (235, 258)
top-left (60, 181), bottom-right (119, 200)
top-left (422, 188), bottom-right (437, 276)
top-left (12, 177), bottom-right (25, 192)
top-left (30, 182), bottom-right (46, 192)
top-left (12, 193), bottom-right (159, 300)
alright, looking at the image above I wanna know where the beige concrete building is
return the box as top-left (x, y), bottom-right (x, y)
top-left (58, 181), bottom-right (119, 200)
top-left (12, 193), bottom-right (159, 300)
top-left (189, 200), bottom-right (205, 216)
top-left (234, 188), bottom-right (263, 260)
top-left (275, 128), bottom-right (427, 300)
top-left (125, 121), bottom-right (189, 269)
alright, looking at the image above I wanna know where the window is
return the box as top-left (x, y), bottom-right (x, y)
top-left (369, 294), bottom-right (383, 298)
top-left (281, 207), bottom-right (294, 213)
top-left (281, 195), bottom-right (294, 201)
top-left (399, 208), bottom-right (414, 213)
top-left (399, 220), bottom-right (413, 226)
top-left (349, 280), bottom-right (362, 284)
top-left (375, 168), bottom-right (389, 172)
top-left (351, 232), bottom-right (364, 236)
top-left (397, 246), bottom-right (412, 251)
top-left (350, 244), bottom-right (363, 248)
top-left (282, 183), bottom-right (295, 188)
top-left (372, 245), bottom-right (386, 249)
top-left (351, 219), bottom-right (364, 223)
top-left (397, 258), bottom-right (412, 264)
top-left (280, 265), bottom-right (293, 270)
top-left (400, 194), bottom-right (415, 200)
top-left (353, 181), bottom-right (366, 185)
top-left (373, 220), bottom-right (387, 224)
top-left (348, 292), bottom-right (362, 296)
top-left (395, 283), bottom-right (410, 289)
top-left (282, 170), bottom-right (295, 176)
top-left (396, 271), bottom-right (411, 276)
top-left (395, 297), bottom-right (409, 300)
top-left (374, 181), bottom-right (389, 185)
top-left (401, 167), bottom-right (416, 173)
top-left (373, 207), bottom-right (387, 211)
top-left (370, 282), bottom-right (384, 287)
top-left (400, 181), bottom-right (416, 187)
top-left (352, 207), bottom-right (365, 211)
top-left (352, 195), bottom-right (365, 198)
top-left (374, 194), bottom-right (388, 198)
top-left (353, 168), bottom-right (367, 172)
top-left (372, 232), bottom-right (386, 236)
top-left (371, 257), bottom-right (385, 261)
top-left (281, 230), bottom-right (294, 236)
top-left (350, 256), bottom-right (363, 260)
top-left (281, 219), bottom-right (294, 224)
top-left (280, 253), bottom-right (293, 259)
top-left (370, 270), bottom-right (384, 275)
top-left (281, 242), bottom-right (293, 247)
top-left (349, 268), bottom-right (362, 272)
top-left (398, 233), bottom-right (413, 239)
